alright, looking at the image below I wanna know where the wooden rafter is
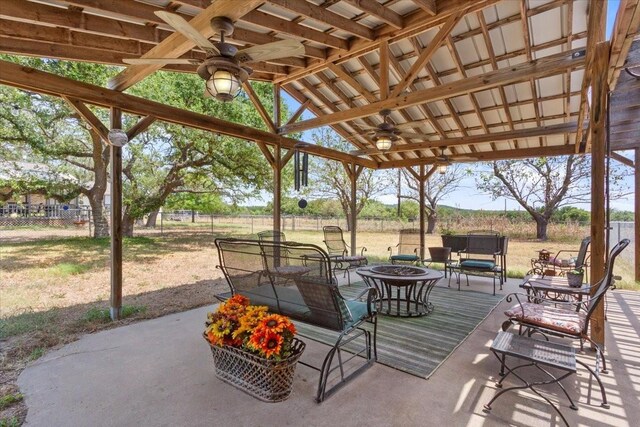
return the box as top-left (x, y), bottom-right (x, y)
top-left (354, 122), bottom-right (582, 156)
top-left (279, 47), bottom-right (587, 134)
top-left (267, 0), bottom-right (376, 40)
top-left (390, 9), bottom-right (464, 97)
top-left (379, 144), bottom-right (578, 168)
top-left (342, 0), bottom-right (404, 29)
top-left (412, 0), bottom-right (437, 17)
top-left (63, 97), bottom-right (109, 141)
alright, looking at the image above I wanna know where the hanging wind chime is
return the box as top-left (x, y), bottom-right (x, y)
top-left (294, 150), bottom-right (309, 208)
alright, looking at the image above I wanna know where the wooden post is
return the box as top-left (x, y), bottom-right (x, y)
top-left (273, 83), bottom-right (281, 129)
top-left (636, 148), bottom-right (640, 282)
top-left (350, 164), bottom-right (357, 256)
top-left (110, 107), bottom-right (123, 321)
top-left (419, 165), bottom-right (426, 260)
top-left (589, 41), bottom-right (610, 348)
top-left (273, 144), bottom-right (281, 233)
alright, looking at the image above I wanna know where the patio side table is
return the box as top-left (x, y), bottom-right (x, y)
top-left (483, 331), bottom-right (609, 427)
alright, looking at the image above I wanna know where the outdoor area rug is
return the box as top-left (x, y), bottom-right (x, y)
top-left (295, 283), bottom-right (504, 379)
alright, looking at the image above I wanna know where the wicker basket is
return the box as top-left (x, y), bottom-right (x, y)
top-left (208, 338), bottom-right (306, 402)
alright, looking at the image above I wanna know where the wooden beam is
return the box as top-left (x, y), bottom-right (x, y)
top-left (608, 0), bottom-right (640, 90)
top-left (268, 0), bottom-right (375, 40)
top-left (280, 47), bottom-right (587, 134)
top-left (108, 0), bottom-right (263, 91)
top-left (343, 0), bottom-right (404, 29)
top-left (257, 142), bottom-right (275, 167)
top-left (412, 0), bottom-right (437, 16)
top-left (610, 151), bottom-right (634, 168)
top-left (575, 0), bottom-right (607, 150)
top-left (589, 41), bottom-right (610, 349)
top-left (391, 9), bottom-right (463, 97)
top-left (419, 164), bottom-right (426, 260)
top-left (326, 63), bottom-right (377, 104)
top-left (63, 97), bottom-right (109, 141)
top-left (242, 10), bottom-right (349, 50)
top-left (243, 82), bottom-right (277, 133)
top-left (378, 145), bottom-right (577, 168)
top-left (379, 38), bottom-right (390, 100)
top-left (636, 147), bottom-right (640, 281)
top-left (126, 115), bottom-right (157, 140)
top-left (355, 122), bottom-right (582, 156)
top-left (285, 99), bottom-right (311, 126)
top-left (0, 59), bottom-right (375, 168)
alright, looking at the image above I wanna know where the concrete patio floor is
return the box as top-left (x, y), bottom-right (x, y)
top-left (18, 278), bottom-right (640, 427)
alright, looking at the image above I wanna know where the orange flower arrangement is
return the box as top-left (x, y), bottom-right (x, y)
top-left (204, 295), bottom-right (297, 360)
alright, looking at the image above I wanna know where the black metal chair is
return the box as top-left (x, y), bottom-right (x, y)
top-left (322, 226), bottom-right (367, 285)
top-left (388, 229), bottom-right (421, 265)
top-left (214, 238), bottom-right (378, 402)
top-left (528, 236), bottom-right (591, 280)
top-left (502, 239), bottom-right (630, 374)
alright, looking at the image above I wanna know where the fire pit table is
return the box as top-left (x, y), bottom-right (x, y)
top-left (356, 265), bottom-right (443, 317)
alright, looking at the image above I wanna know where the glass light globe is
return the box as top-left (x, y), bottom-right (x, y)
top-left (206, 69), bottom-right (241, 102)
top-left (375, 136), bottom-right (393, 151)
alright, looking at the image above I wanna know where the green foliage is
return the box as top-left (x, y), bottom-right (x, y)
top-left (49, 262), bottom-right (90, 277)
top-left (82, 305), bottom-right (147, 323)
top-left (552, 206), bottom-right (590, 223)
top-left (0, 310), bottom-right (58, 339)
top-left (0, 394), bottom-right (23, 411)
top-left (28, 347), bottom-right (46, 361)
top-left (610, 209), bottom-right (634, 221)
top-left (165, 193), bottom-right (230, 214)
top-left (0, 416), bottom-right (21, 427)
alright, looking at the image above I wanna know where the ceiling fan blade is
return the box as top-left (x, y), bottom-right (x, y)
top-left (452, 156), bottom-right (478, 162)
top-left (349, 149), bottom-right (369, 156)
top-left (122, 58), bottom-right (201, 65)
top-left (236, 40), bottom-right (304, 63)
top-left (396, 131), bottom-right (433, 140)
top-left (154, 11), bottom-right (220, 55)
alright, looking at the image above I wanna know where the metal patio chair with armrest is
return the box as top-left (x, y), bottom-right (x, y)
top-left (388, 229), bottom-right (422, 265)
top-left (502, 238), bottom-right (630, 374)
top-left (214, 238), bottom-right (378, 402)
top-left (322, 226), bottom-right (368, 285)
top-left (528, 236), bottom-right (591, 280)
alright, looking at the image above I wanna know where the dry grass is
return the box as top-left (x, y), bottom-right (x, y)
top-left (0, 227), bottom-right (637, 425)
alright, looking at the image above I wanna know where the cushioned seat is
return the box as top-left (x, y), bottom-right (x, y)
top-left (333, 255), bottom-right (367, 263)
top-left (504, 303), bottom-right (586, 334)
top-left (460, 259), bottom-right (496, 270)
top-left (344, 300), bottom-right (372, 329)
top-left (390, 254), bottom-right (420, 262)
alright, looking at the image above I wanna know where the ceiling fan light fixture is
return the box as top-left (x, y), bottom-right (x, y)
top-left (375, 134), bottom-right (393, 151)
top-left (204, 61), bottom-right (249, 102)
top-left (437, 163), bottom-right (448, 174)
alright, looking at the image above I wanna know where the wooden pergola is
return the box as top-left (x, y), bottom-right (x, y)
top-left (0, 0), bottom-right (638, 346)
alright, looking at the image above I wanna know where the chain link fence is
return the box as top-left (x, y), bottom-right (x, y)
top-left (609, 222), bottom-right (635, 268)
top-left (0, 204), bottom-right (92, 241)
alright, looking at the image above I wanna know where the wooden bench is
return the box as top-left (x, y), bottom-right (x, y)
top-left (214, 238), bottom-right (378, 402)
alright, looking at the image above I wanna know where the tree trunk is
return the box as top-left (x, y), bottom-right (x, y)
top-left (426, 213), bottom-right (437, 234)
top-left (535, 217), bottom-right (549, 240)
top-left (88, 195), bottom-right (109, 238)
top-left (122, 212), bottom-right (135, 237)
top-left (146, 210), bottom-right (159, 228)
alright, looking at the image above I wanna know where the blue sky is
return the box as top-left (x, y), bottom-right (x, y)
top-left (270, 1), bottom-right (634, 212)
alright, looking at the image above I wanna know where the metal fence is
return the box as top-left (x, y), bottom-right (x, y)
top-left (0, 204), bottom-right (92, 241)
top-left (609, 221), bottom-right (635, 267)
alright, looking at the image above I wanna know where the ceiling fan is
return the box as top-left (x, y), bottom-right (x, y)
top-left (349, 109), bottom-right (438, 155)
top-left (123, 11), bottom-right (304, 101)
top-left (434, 146), bottom-right (477, 173)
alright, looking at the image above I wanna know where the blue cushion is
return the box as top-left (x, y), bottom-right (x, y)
top-left (344, 300), bottom-right (373, 328)
top-left (391, 254), bottom-right (419, 261)
top-left (460, 260), bottom-right (495, 270)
